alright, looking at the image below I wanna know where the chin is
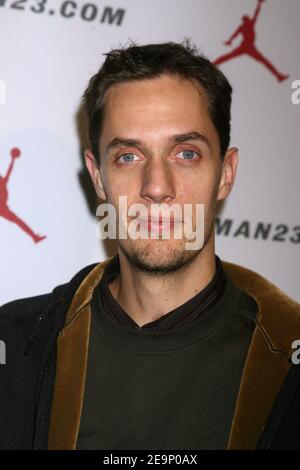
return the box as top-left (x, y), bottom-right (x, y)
top-left (119, 238), bottom-right (200, 274)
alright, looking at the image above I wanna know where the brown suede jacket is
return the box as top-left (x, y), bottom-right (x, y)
top-left (1, 256), bottom-right (300, 450)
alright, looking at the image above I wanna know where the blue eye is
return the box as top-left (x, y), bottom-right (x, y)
top-left (178, 150), bottom-right (199, 160)
top-left (118, 153), bottom-right (138, 163)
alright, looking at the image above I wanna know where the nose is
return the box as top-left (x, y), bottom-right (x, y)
top-left (140, 158), bottom-right (176, 204)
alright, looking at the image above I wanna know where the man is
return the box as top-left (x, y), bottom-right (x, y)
top-left (0, 41), bottom-right (300, 450)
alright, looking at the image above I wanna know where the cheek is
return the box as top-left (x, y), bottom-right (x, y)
top-left (199, 166), bottom-right (221, 200)
top-left (104, 180), bottom-right (135, 211)
top-left (191, 176), bottom-right (217, 205)
top-left (101, 167), bottom-right (126, 199)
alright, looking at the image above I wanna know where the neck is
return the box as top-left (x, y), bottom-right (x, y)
top-left (108, 237), bottom-right (217, 327)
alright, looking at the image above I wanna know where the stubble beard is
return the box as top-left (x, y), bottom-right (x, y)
top-left (117, 209), bottom-right (215, 276)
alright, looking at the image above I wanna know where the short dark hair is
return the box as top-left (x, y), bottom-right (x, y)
top-left (82, 40), bottom-right (232, 162)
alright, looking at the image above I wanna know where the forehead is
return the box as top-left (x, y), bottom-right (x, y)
top-left (104, 73), bottom-right (207, 103)
top-left (102, 75), bottom-right (214, 139)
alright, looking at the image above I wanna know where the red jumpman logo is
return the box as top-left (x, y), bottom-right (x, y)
top-left (0, 147), bottom-right (46, 243)
top-left (213, 0), bottom-right (289, 82)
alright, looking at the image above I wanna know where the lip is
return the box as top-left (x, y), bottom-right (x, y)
top-left (138, 217), bottom-right (177, 230)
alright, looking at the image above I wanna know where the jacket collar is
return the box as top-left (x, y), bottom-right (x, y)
top-left (48, 256), bottom-right (300, 449)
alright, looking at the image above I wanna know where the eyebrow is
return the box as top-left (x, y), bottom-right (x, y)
top-left (104, 131), bottom-right (211, 155)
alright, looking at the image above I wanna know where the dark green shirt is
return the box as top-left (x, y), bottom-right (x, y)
top-left (76, 256), bottom-right (258, 450)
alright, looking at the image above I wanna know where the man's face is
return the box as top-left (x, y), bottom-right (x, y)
top-left (86, 74), bottom-right (238, 273)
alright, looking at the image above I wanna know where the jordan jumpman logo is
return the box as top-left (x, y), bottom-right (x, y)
top-left (0, 147), bottom-right (46, 243)
top-left (214, 0), bottom-right (289, 82)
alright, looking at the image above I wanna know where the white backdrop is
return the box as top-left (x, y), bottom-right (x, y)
top-left (0, 0), bottom-right (299, 305)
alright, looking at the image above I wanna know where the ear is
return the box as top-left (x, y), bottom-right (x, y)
top-left (217, 147), bottom-right (239, 201)
top-left (84, 149), bottom-right (107, 201)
